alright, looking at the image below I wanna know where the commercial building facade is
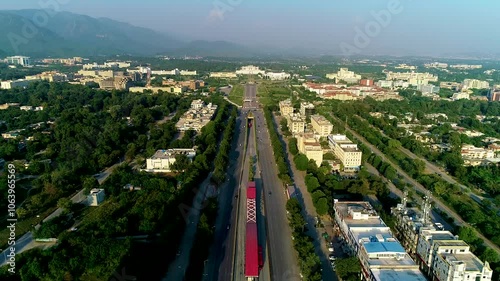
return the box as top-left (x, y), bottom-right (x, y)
top-left (327, 134), bottom-right (362, 171)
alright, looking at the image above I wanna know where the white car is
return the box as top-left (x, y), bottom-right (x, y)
top-left (328, 247), bottom-right (334, 252)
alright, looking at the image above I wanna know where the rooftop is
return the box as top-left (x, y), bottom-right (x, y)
top-left (335, 201), bottom-right (385, 227)
top-left (434, 240), bottom-right (469, 248)
top-left (150, 148), bottom-right (196, 159)
top-left (440, 252), bottom-right (486, 272)
top-left (364, 242), bottom-right (405, 254)
top-left (371, 269), bottom-right (427, 281)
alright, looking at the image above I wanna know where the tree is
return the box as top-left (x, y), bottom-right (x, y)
top-left (305, 174), bottom-right (320, 193)
top-left (57, 198), bottom-right (73, 213)
top-left (289, 138), bottom-right (299, 155)
top-left (171, 154), bottom-right (191, 172)
top-left (315, 198), bottom-right (329, 215)
top-left (335, 257), bottom-right (361, 280)
top-left (388, 139), bottom-right (401, 149)
top-left (294, 154), bottom-right (309, 171)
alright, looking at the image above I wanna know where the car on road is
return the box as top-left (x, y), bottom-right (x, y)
top-left (329, 254), bottom-right (336, 261)
top-left (227, 224), bottom-right (230, 230)
top-left (69, 227), bottom-right (78, 232)
top-left (268, 191), bottom-right (272, 195)
top-left (328, 246), bottom-right (334, 252)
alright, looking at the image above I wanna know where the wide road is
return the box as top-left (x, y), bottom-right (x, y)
top-left (325, 112), bottom-right (500, 254)
top-left (203, 113), bottom-right (247, 281)
top-left (252, 83), bottom-right (301, 281)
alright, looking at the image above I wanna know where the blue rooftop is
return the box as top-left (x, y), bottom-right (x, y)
top-left (364, 242), bottom-right (406, 253)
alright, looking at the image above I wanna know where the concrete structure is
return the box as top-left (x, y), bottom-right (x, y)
top-left (310, 114), bottom-right (333, 137)
top-left (417, 84), bottom-right (440, 94)
top-left (440, 82), bottom-right (462, 91)
top-left (416, 232), bottom-right (492, 281)
top-left (263, 72), bottom-right (290, 80)
top-left (360, 79), bottom-right (374, 86)
top-left (424, 62), bottom-right (448, 69)
top-left (278, 99), bottom-right (294, 117)
top-left (0, 78), bottom-right (41, 89)
top-left (299, 102), bottom-right (315, 118)
top-left (99, 77), bottom-right (132, 90)
top-left (385, 72), bottom-right (437, 85)
top-left (327, 134), bottom-right (362, 171)
top-left (145, 148), bottom-right (196, 172)
top-left (490, 89), bottom-right (500, 101)
top-left (236, 65), bottom-right (264, 75)
top-left (129, 86), bottom-right (186, 94)
top-left (463, 79), bottom-right (489, 89)
top-left (285, 113), bottom-right (306, 134)
top-left (162, 79), bottom-right (205, 91)
top-left (6, 56), bottom-right (31, 66)
top-left (209, 72), bottom-right (237, 78)
top-left (326, 68), bottom-right (361, 83)
top-left (176, 101), bottom-right (218, 132)
top-left (87, 189), bottom-right (105, 206)
top-left (333, 201), bottom-right (427, 281)
top-left (451, 92), bottom-right (470, 101)
top-left (25, 71), bottom-right (68, 82)
top-left (296, 133), bottom-right (323, 166)
top-left (42, 57), bottom-right (83, 65)
top-left (460, 145), bottom-right (495, 166)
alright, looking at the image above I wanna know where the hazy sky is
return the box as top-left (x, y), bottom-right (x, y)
top-left (2, 0), bottom-right (500, 56)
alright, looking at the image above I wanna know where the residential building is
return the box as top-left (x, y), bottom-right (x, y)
top-left (6, 56), bottom-right (31, 66)
top-left (209, 72), bottom-right (237, 78)
top-left (450, 64), bottom-right (482, 70)
top-left (376, 80), bottom-right (394, 88)
top-left (460, 145), bottom-right (494, 160)
top-left (440, 82), bottom-right (462, 91)
top-left (451, 92), bottom-right (470, 101)
top-left (395, 64), bottom-right (417, 70)
top-left (416, 230), bottom-right (492, 281)
top-left (99, 77), bottom-right (132, 90)
top-left (333, 201), bottom-right (427, 281)
top-left (180, 70), bottom-right (197, 76)
top-left (87, 189), bottom-right (105, 206)
top-left (299, 102), bottom-right (315, 117)
top-left (162, 79), bottom-right (205, 91)
top-left (263, 72), bottom-right (290, 80)
top-left (145, 148), bottom-right (196, 172)
top-left (1, 78), bottom-right (41, 89)
top-left (417, 84), bottom-right (440, 94)
top-left (296, 133), bottom-right (323, 166)
top-left (176, 101), bottom-right (218, 132)
top-left (42, 57), bottom-right (83, 65)
top-left (279, 99), bottom-right (294, 116)
top-left (25, 71), bottom-right (68, 82)
top-left (286, 113), bottom-right (306, 134)
top-left (424, 62), bottom-right (448, 69)
top-left (360, 79), bottom-right (374, 86)
top-left (236, 65), bottom-right (265, 75)
top-left (2, 129), bottom-right (23, 139)
top-left (327, 134), bottom-right (362, 171)
top-left (385, 71), bottom-right (438, 82)
top-left (489, 88), bottom-right (500, 102)
top-left (129, 85), bottom-right (186, 94)
top-left (462, 79), bottom-right (489, 89)
top-left (310, 114), bottom-right (333, 137)
top-left (326, 68), bottom-right (361, 83)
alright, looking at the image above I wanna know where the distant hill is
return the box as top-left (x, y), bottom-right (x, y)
top-left (0, 10), bottom-right (184, 57)
top-left (0, 10), bottom-right (270, 58)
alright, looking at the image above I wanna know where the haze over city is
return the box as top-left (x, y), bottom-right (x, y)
top-left (2, 0), bottom-right (500, 56)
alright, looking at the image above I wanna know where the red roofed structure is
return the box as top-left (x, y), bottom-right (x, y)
top-left (245, 181), bottom-right (259, 278)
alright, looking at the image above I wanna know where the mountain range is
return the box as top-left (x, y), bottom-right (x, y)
top-left (0, 9), bottom-right (254, 58)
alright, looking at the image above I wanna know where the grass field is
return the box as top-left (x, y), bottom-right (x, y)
top-left (257, 81), bottom-right (292, 106)
top-left (227, 84), bottom-right (244, 106)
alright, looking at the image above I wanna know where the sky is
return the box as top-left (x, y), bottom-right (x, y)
top-left (1, 0), bottom-right (500, 56)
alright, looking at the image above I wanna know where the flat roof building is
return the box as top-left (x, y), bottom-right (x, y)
top-left (145, 148), bottom-right (196, 173)
top-left (299, 102), bottom-right (315, 118)
top-left (279, 99), bottom-right (294, 117)
top-left (286, 113), bottom-right (305, 134)
top-left (327, 134), bottom-right (362, 172)
top-left (296, 133), bottom-right (323, 167)
top-left (310, 114), bottom-right (333, 137)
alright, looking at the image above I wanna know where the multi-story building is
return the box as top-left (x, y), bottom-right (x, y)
top-left (99, 77), bottom-right (132, 90)
top-left (310, 114), bottom-right (333, 137)
top-left (424, 62), bottom-right (448, 69)
top-left (360, 79), bottom-right (374, 86)
top-left (333, 201), bottom-right (427, 281)
top-left (462, 79), bottom-right (489, 89)
top-left (129, 85), bottom-right (186, 94)
top-left (416, 230), bottom-right (492, 281)
top-left (209, 72), bottom-right (238, 78)
top-left (0, 78), bottom-right (41, 89)
top-left (145, 148), bottom-right (197, 172)
top-left (299, 102), bottom-right (315, 117)
top-left (450, 64), bottom-right (482, 70)
top-left (440, 82), bottom-right (462, 91)
top-left (451, 92), bottom-right (470, 101)
top-left (286, 113), bottom-right (305, 134)
top-left (162, 79), bottom-right (205, 91)
top-left (417, 84), bottom-right (440, 94)
top-left (176, 101), bottom-right (218, 132)
top-left (376, 80), bottom-right (394, 88)
top-left (25, 71), bottom-right (68, 82)
top-left (87, 189), bottom-right (105, 206)
top-left (460, 145), bottom-right (494, 162)
top-left (296, 133), bottom-right (323, 166)
top-left (385, 71), bottom-right (438, 82)
top-left (6, 56), bottom-right (31, 66)
top-left (279, 99), bottom-right (294, 116)
top-left (327, 134), bottom-right (362, 171)
top-left (326, 68), bottom-right (362, 83)
top-left (490, 89), bottom-right (500, 101)
top-left (236, 65), bottom-right (265, 75)
top-left (264, 72), bottom-right (290, 80)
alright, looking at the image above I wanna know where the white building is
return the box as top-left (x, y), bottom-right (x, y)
top-left (176, 103), bottom-right (218, 132)
top-left (424, 62), bottom-right (448, 69)
top-left (87, 189), bottom-right (105, 206)
top-left (417, 84), bottom-right (440, 94)
top-left (279, 99), bottom-right (294, 117)
top-left (209, 72), bottom-right (237, 78)
top-left (461, 145), bottom-right (494, 160)
top-left (326, 68), bottom-right (362, 83)
top-left (0, 78), bottom-right (41, 89)
top-left (462, 79), bottom-right (489, 89)
top-left (145, 148), bottom-right (196, 172)
top-left (451, 92), bottom-right (470, 101)
top-left (310, 114), bottom-right (333, 137)
top-left (450, 65), bottom-right (482, 70)
top-left (296, 133), bottom-right (323, 166)
top-left (6, 56), bottom-right (31, 66)
top-left (264, 72), bottom-right (290, 80)
top-left (191, 99), bottom-right (205, 110)
top-left (299, 102), bottom-right (315, 117)
top-left (286, 113), bottom-right (306, 134)
top-left (333, 201), bottom-right (427, 281)
top-left (236, 65), bottom-right (265, 75)
top-left (20, 106), bottom-right (33, 111)
top-left (376, 80), bottom-right (394, 88)
top-left (386, 71), bottom-right (438, 82)
top-left (328, 134), bottom-right (362, 171)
